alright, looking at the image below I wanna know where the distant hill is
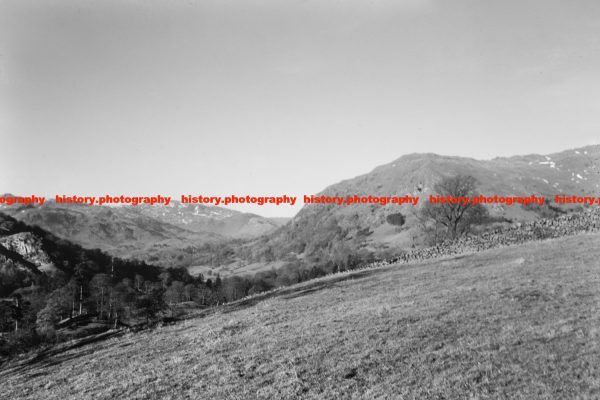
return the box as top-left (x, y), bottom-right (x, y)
top-left (137, 202), bottom-right (287, 238)
top-left (3, 145), bottom-right (599, 275)
top-left (0, 213), bottom-right (162, 297)
top-left (288, 144), bottom-right (600, 248)
top-left (1, 201), bottom-right (287, 269)
top-left (0, 203), bottom-right (220, 268)
top-left (216, 145), bottom-right (600, 276)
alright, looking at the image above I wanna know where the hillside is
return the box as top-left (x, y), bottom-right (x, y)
top-left (0, 202), bottom-right (285, 269)
top-left (292, 144), bottom-right (600, 246)
top-left (137, 202), bottom-right (287, 238)
top-left (1, 232), bottom-right (598, 399)
top-left (3, 145), bottom-right (599, 276)
top-left (0, 212), bottom-right (163, 297)
top-left (219, 145), bottom-right (600, 276)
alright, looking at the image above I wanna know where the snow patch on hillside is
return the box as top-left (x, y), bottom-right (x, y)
top-left (539, 161), bottom-right (556, 168)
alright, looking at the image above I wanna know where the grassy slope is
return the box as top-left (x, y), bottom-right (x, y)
top-left (3, 233), bottom-right (600, 399)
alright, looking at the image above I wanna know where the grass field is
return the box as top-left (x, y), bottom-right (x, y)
top-left (2, 233), bottom-right (600, 399)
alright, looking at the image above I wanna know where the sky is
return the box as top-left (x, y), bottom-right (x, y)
top-left (1, 0), bottom-right (600, 217)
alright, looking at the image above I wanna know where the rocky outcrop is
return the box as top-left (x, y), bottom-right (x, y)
top-left (0, 232), bottom-right (52, 268)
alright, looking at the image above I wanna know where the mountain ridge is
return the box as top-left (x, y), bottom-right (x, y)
top-left (3, 145), bottom-right (600, 275)
top-left (222, 144), bottom-right (600, 276)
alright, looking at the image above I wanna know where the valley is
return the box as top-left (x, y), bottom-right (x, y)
top-left (4, 145), bottom-right (600, 278)
top-left (2, 232), bottom-right (599, 399)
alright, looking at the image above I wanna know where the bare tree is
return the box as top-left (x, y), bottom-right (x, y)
top-left (111, 282), bottom-right (136, 327)
top-left (165, 281), bottom-right (185, 303)
top-left (158, 272), bottom-right (172, 289)
top-left (183, 284), bottom-right (197, 302)
top-left (420, 175), bottom-right (488, 240)
top-left (90, 274), bottom-right (111, 320)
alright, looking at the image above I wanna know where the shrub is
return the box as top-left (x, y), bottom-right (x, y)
top-left (386, 213), bottom-right (406, 227)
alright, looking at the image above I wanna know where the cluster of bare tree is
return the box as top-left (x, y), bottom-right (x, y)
top-left (0, 263), bottom-right (230, 358)
top-left (0, 213), bottom-right (238, 358)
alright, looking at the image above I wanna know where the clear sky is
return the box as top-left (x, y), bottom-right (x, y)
top-left (1, 0), bottom-right (600, 217)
